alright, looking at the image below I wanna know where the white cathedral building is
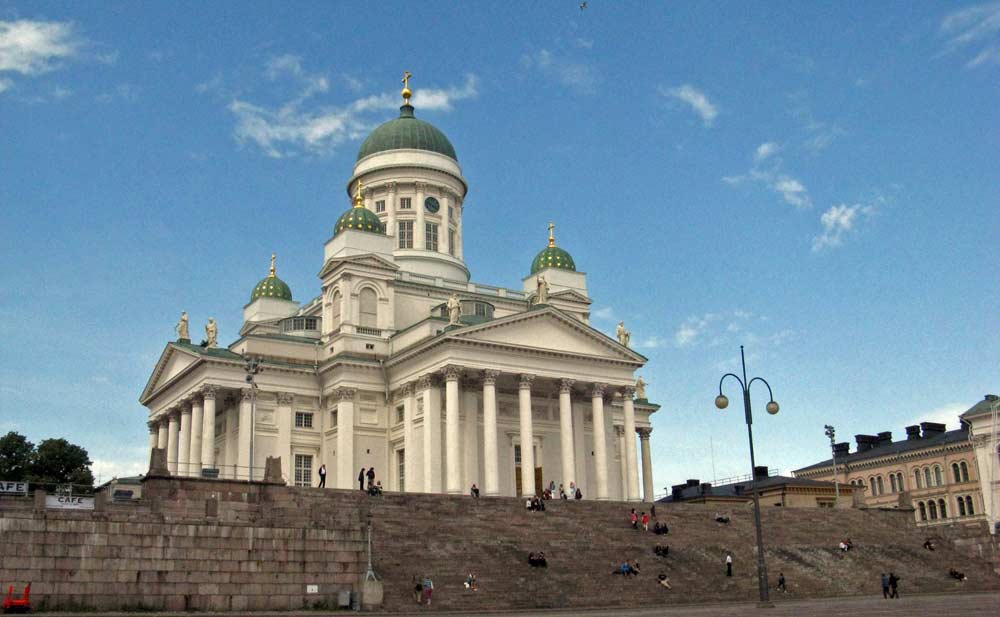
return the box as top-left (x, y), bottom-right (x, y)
top-left (140, 78), bottom-right (659, 502)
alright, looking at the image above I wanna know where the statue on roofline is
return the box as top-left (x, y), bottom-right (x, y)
top-left (447, 293), bottom-right (461, 325)
top-left (617, 320), bottom-right (631, 347)
top-left (205, 318), bottom-right (218, 348)
top-left (636, 376), bottom-right (647, 400)
top-left (535, 274), bottom-right (549, 305)
top-left (175, 311), bottom-right (190, 340)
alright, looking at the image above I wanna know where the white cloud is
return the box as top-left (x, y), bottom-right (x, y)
top-left (635, 335), bottom-right (666, 349)
top-left (592, 306), bottom-right (615, 321)
top-left (0, 20), bottom-right (78, 75)
top-left (662, 84), bottom-right (718, 127)
top-left (92, 455), bottom-right (148, 482)
top-left (910, 403), bottom-right (967, 431)
top-left (674, 313), bottom-right (719, 347)
top-left (754, 142), bottom-right (779, 162)
top-left (675, 310), bottom-right (790, 351)
top-left (772, 175), bottom-right (811, 209)
top-left (940, 2), bottom-right (1000, 68)
top-left (228, 65), bottom-right (478, 158)
top-left (0, 77), bottom-right (11, 93)
top-left (522, 49), bottom-right (597, 94)
top-left (811, 202), bottom-right (874, 252)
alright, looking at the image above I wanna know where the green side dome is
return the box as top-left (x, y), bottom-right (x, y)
top-left (357, 104), bottom-right (457, 161)
top-left (530, 223), bottom-right (577, 274)
top-left (334, 205), bottom-right (385, 237)
top-left (250, 254), bottom-right (293, 302)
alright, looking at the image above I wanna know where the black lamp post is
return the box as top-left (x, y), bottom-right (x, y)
top-left (244, 357), bottom-right (262, 481)
top-left (715, 345), bottom-right (780, 607)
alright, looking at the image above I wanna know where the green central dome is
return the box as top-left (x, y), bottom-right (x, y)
top-left (250, 254), bottom-right (293, 302)
top-left (357, 104), bottom-right (457, 161)
top-left (530, 224), bottom-right (577, 274)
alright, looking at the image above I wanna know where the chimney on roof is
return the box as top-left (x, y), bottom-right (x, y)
top-left (671, 483), bottom-right (687, 500)
top-left (699, 482), bottom-right (712, 496)
top-left (920, 422), bottom-right (946, 438)
top-left (855, 434), bottom-right (878, 452)
top-left (877, 431), bottom-right (892, 446)
top-left (833, 442), bottom-right (850, 456)
top-left (753, 466), bottom-right (769, 480)
top-left (905, 425), bottom-right (921, 440)
top-left (686, 479), bottom-right (700, 488)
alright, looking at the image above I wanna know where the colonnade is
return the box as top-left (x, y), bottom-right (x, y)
top-left (149, 385), bottom-right (219, 477)
top-left (386, 366), bottom-right (653, 502)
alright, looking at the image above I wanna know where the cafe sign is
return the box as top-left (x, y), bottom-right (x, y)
top-left (0, 480), bottom-right (28, 495)
top-left (45, 495), bottom-right (95, 510)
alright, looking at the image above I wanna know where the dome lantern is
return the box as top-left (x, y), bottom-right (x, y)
top-left (530, 222), bottom-right (577, 274)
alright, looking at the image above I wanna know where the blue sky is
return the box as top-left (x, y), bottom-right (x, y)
top-left (1, 2), bottom-right (997, 490)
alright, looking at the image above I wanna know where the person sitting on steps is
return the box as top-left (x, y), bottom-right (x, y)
top-left (715, 513), bottom-right (731, 524)
top-left (618, 561), bottom-right (634, 576)
top-left (465, 573), bottom-right (478, 590)
top-left (949, 568), bottom-right (967, 581)
top-left (923, 538), bottom-right (935, 551)
top-left (528, 552), bottom-right (548, 567)
top-left (575, 487), bottom-right (583, 500)
top-left (657, 572), bottom-right (672, 589)
top-left (470, 484), bottom-right (480, 498)
top-left (654, 544), bottom-right (669, 557)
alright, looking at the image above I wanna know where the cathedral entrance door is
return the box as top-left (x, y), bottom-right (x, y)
top-left (514, 466), bottom-right (544, 496)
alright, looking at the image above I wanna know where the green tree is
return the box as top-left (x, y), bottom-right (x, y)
top-left (0, 432), bottom-right (35, 481)
top-left (30, 438), bottom-right (94, 488)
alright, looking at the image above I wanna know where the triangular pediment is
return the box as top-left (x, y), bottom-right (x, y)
top-left (139, 344), bottom-right (202, 405)
top-left (548, 289), bottom-right (592, 304)
top-left (318, 253), bottom-right (399, 278)
top-left (448, 307), bottom-right (645, 364)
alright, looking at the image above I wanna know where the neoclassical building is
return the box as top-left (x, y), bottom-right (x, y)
top-left (139, 78), bottom-right (660, 502)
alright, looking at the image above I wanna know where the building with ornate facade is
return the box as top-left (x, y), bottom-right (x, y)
top-left (139, 77), bottom-right (659, 502)
top-left (795, 420), bottom-right (985, 527)
top-left (962, 394), bottom-right (1000, 534)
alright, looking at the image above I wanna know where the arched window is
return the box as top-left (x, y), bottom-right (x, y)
top-left (952, 463), bottom-right (961, 484)
top-left (918, 502), bottom-right (927, 521)
top-left (889, 474), bottom-right (897, 493)
top-left (924, 467), bottom-right (932, 488)
top-left (966, 495), bottom-right (974, 515)
top-left (914, 469), bottom-right (922, 489)
top-left (896, 472), bottom-right (905, 492)
top-left (960, 461), bottom-right (969, 482)
top-left (928, 500), bottom-right (938, 519)
top-left (876, 476), bottom-right (884, 495)
top-left (359, 288), bottom-right (378, 328)
top-left (329, 290), bottom-right (341, 329)
top-left (868, 477), bottom-right (876, 496)
top-left (934, 465), bottom-right (943, 487)
top-left (938, 498), bottom-right (947, 518)
top-left (957, 496), bottom-right (966, 516)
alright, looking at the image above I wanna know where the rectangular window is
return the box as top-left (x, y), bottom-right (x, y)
top-left (448, 205), bottom-right (453, 220)
top-left (395, 405), bottom-right (404, 424)
top-left (397, 449), bottom-right (405, 491)
top-left (330, 407), bottom-right (338, 427)
top-left (305, 317), bottom-right (317, 330)
top-left (514, 445), bottom-right (521, 465)
top-left (375, 199), bottom-right (385, 213)
top-left (448, 230), bottom-right (455, 255)
top-left (475, 302), bottom-right (487, 317)
top-left (426, 223), bottom-right (439, 252)
top-left (398, 221), bottom-right (413, 249)
top-left (400, 197), bottom-right (412, 209)
top-left (294, 412), bottom-right (313, 429)
top-left (294, 454), bottom-right (313, 487)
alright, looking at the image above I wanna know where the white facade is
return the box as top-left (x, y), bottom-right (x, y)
top-left (140, 94), bottom-right (659, 502)
top-left (964, 395), bottom-right (1000, 534)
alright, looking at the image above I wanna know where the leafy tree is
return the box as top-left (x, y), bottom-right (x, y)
top-left (0, 432), bottom-right (35, 481)
top-left (29, 438), bottom-right (94, 488)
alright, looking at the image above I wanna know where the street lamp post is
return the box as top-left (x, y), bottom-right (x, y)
top-left (824, 425), bottom-right (839, 500)
top-left (715, 345), bottom-right (780, 607)
top-left (244, 357), bottom-right (262, 482)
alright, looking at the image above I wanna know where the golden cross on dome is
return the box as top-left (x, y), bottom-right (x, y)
top-left (269, 252), bottom-right (276, 277)
top-left (401, 71), bottom-right (413, 104)
top-left (548, 221), bottom-right (556, 247)
top-left (354, 180), bottom-right (364, 208)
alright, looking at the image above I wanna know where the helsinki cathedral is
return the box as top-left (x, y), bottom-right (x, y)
top-left (140, 75), bottom-right (659, 502)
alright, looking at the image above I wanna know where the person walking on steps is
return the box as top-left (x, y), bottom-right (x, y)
top-left (888, 572), bottom-right (900, 599)
top-left (358, 467), bottom-right (366, 491)
top-left (366, 466), bottom-right (376, 492)
top-left (881, 573), bottom-right (890, 599)
top-left (318, 464), bottom-right (326, 488)
top-left (725, 553), bottom-right (733, 577)
top-left (777, 572), bottom-right (787, 593)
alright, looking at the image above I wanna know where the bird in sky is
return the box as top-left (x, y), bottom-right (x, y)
top-left (580, 2), bottom-right (587, 10)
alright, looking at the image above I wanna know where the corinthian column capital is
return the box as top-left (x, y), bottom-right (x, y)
top-left (483, 369), bottom-right (500, 386)
top-left (336, 387), bottom-right (357, 402)
top-left (590, 383), bottom-right (606, 399)
top-left (622, 385), bottom-right (636, 400)
top-left (442, 365), bottom-right (463, 381)
top-left (560, 378), bottom-right (576, 393)
top-left (519, 374), bottom-right (535, 389)
top-left (636, 427), bottom-right (653, 440)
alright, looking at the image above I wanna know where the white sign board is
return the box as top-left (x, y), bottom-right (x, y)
top-left (45, 495), bottom-right (95, 510)
top-left (306, 585), bottom-right (319, 594)
top-left (0, 480), bottom-right (28, 495)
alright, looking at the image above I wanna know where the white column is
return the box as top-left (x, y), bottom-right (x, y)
top-left (238, 389), bottom-right (252, 481)
top-left (166, 410), bottom-right (179, 475)
top-left (386, 182), bottom-right (397, 238)
top-left (422, 376), bottom-right (443, 493)
top-left (571, 402), bottom-right (588, 494)
top-left (623, 387), bottom-right (640, 501)
top-left (617, 426), bottom-right (628, 500)
top-left (415, 182), bottom-right (426, 249)
top-left (482, 370), bottom-right (500, 496)
top-left (400, 383), bottom-right (415, 492)
top-left (200, 386), bottom-right (217, 470)
top-left (189, 396), bottom-right (204, 475)
top-left (455, 201), bottom-right (464, 259)
top-left (276, 392), bottom-right (294, 484)
top-left (639, 427), bottom-right (654, 503)
top-left (518, 374), bottom-right (536, 497)
top-left (156, 419), bottom-right (168, 450)
top-left (147, 422), bottom-right (158, 463)
top-left (441, 190), bottom-right (451, 256)
top-left (462, 388), bottom-right (479, 491)
top-left (559, 379), bottom-right (576, 491)
top-left (336, 388), bottom-right (356, 489)
top-left (444, 365), bottom-right (462, 494)
top-left (178, 403), bottom-right (192, 477)
top-left (591, 384), bottom-right (609, 500)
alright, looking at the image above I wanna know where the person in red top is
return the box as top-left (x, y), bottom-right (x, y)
top-left (630, 508), bottom-right (638, 529)
top-left (641, 511), bottom-right (650, 531)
